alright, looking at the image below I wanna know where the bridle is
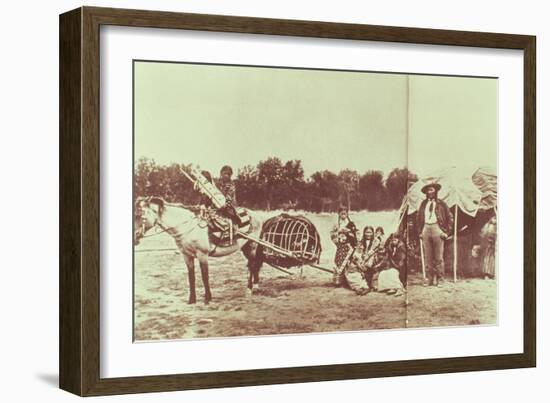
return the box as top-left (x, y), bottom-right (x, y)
top-left (134, 199), bottom-right (200, 243)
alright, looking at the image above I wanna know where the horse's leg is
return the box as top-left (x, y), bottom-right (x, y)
top-left (247, 256), bottom-right (256, 293)
top-left (241, 242), bottom-right (257, 294)
top-left (252, 245), bottom-right (263, 284)
top-left (197, 253), bottom-right (212, 304)
top-left (253, 265), bottom-right (260, 284)
top-left (183, 254), bottom-right (197, 304)
top-left (247, 244), bottom-right (264, 296)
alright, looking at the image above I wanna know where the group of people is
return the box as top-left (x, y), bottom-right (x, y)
top-left (330, 181), bottom-right (458, 295)
top-left (331, 208), bottom-right (407, 296)
top-left (195, 169), bottom-right (496, 288)
top-left (416, 182), bottom-right (497, 282)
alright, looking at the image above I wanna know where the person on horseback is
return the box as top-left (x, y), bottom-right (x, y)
top-left (192, 166), bottom-right (238, 223)
top-left (216, 165), bottom-right (239, 222)
top-left (184, 164), bottom-right (251, 246)
top-left (197, 170), bottom-right (216, 220)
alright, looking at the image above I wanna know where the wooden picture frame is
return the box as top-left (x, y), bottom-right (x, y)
top-left (59, 6), bottom-right (536, 396)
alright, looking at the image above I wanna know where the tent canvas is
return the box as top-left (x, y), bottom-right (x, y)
top-left (399, 166), bottom-right (497, 281)
top-left (402, 166), bottom-right (483, 217)
top-left (472, 166), bottom-right (497, 211)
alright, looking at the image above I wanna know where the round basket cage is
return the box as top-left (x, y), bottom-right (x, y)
top-left (260, 214), bottom-right (322, 268)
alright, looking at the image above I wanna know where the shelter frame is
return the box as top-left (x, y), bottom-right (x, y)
top-left (398, 166), bottom-right (499, 282)
top-left (59, 6), bottom-right (536, 396)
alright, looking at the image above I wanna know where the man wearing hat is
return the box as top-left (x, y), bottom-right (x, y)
top-left (217, 165), bottom-right (237, 209)
top-left (416, 183), bottom-right (453, 286)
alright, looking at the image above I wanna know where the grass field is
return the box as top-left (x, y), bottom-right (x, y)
top-left (134, 210), bottom-right (496, 341)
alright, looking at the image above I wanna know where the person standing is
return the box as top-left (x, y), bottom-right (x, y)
top-left (330, 208), bottom-right (359, 286)
top-left (416, 183), bottom-right (453, 286)
top-left (332, 207), bottom-right (358, 247)
top-left (481, 216), bottom-right (497, 279)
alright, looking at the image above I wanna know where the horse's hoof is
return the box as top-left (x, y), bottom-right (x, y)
top-left (188, 297), bottom-right (197, 304)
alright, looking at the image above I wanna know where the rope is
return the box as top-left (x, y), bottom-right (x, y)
top-left (135, 247), bottom-right (178, 253)
top-left (140, 216), bottom-right (199, 239)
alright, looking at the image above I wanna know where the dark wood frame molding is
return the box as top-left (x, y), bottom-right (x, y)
top-left (59, 6), bottom-right (536, 396)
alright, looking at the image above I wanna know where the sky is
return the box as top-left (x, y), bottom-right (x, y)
top-left (134, 61), bottom-right (496, 178)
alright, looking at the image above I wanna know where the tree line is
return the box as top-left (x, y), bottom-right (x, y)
top-left (134, 157), bottom-right (417, 212)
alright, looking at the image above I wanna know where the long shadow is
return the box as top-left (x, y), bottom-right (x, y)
top-left (35, 373), bottom-right (58, 388)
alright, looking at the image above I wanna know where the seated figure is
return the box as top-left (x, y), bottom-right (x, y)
top-left (371, 246), bottom-right (404, 296)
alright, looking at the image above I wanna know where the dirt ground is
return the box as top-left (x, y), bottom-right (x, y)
top-left (406, 274), bottom-right (497, 328)
top-left (134, 210), bottom-right (496, 341)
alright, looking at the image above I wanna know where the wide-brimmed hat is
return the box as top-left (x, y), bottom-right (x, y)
top-left (421, 182), bottom-right (442, 194)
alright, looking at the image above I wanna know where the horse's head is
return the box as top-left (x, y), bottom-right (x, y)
top-left (134, 196), bottom-right (165, 246)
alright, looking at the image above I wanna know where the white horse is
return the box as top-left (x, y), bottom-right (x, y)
top-left (134, 197), bottom-right (262, 304)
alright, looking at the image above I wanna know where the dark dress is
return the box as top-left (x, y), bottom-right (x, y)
top-left (387, 239), bottom-right (407, 287)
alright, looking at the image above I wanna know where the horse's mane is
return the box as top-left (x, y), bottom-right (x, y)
top-left (137, 196), bottom-right (206, 218)
top-left (164, 201), bottom-right (201, 215)
top-left (146, 196), bottom-right (166, 217)
top-left (145, 197), bottom-right (202, 217)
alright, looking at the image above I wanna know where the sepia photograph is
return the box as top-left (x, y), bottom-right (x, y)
top-left (132, 60), bottom-right (497, 341)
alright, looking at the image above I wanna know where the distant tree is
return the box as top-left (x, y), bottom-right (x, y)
top-left (134, 156), bottom-right (418, 212)
top-left (235, 165), bottom-right (262, 209)
top-left (164, 163), bottom-right (198, 203)
top-left (338, 169), bottom-right (360, 211)
top-left (295, 181), bottom-right (318, 211)
top-left (282, 160), bottom-right (305, 206)
top-left (134, 157), bottom-right (156, 198)
top-left (358, 170), bottom-right (387, 211)
top-left (385, 168), bottom-right (415, 209)
top-left (310, 170), bottom-right (340, 212)
top-left (146, 165), bottom-right (165, 198)
top-left (257, 157), bottom-right (284, 210)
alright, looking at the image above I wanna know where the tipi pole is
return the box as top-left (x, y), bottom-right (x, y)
top-left (396, 205), bottom-right (407, 232)
top-left (453, 204), bottom-right (458, 282)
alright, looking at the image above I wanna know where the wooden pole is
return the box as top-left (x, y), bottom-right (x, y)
top-left (266, 263), bottom-right (294, 276)
top-left (308, 262), bottom-right (336, 274)
top-left (396, 204), bottom-right (407, 232)
top-left (420, 238), bottom-right (426, 280)
top-left (453, 204), bottom-right (458, 282)
top-left (135, 247), bottom-right (178, 253)
top-left (236, 229), bottom-right (333, 274)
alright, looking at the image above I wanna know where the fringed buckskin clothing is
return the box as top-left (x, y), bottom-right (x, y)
top-left (331, 219), bottom-right (366, 293)
top-left (216, 179), bottom-right (237, 207)
top-left (215, 178), bottom-right (241, 227)
top-left (361, 235), bottom-right (382, 266)
top-left (332, 241), bottom-right (368, 295)
top-left (332, 239), bottom-right (353, 286)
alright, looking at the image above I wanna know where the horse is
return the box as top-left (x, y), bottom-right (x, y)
top-left (134, 196), bottom-right (263, 304)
